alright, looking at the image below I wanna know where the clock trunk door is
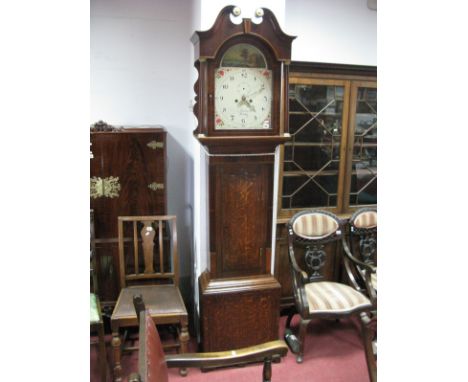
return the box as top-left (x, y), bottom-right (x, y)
top-left (212, 162), bottom-right (272, 277)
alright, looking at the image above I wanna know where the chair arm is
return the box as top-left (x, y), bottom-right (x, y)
top-left (341, 237), bottom-right (376, 273)
top-left (287, 234), bottom-right (308, 285)
top-left (287, 227), bottom-right (310, 316)
top-left (343, 255), bottom-right (364, 292)
top-left (165, 340), bottom-right (288, 369)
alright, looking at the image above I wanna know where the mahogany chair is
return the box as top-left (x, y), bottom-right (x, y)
top-left (129, 295), bottom-right (288, 382)
top-left (342, 207), bottom-right (377, 382)
top-left (111, 216), bottom-right (188, 382)
top-left (342, 207), bottom-right (377, 306)
top-left (285, 210), bottom-right (374, 365)
top-left (91, 209), bottom-right (108, 382)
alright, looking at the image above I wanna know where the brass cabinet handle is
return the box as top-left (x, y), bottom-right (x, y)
top-left (147, 140), bottom-right (164, 150)
top-left (90, 176), bottom-right (121, 199)
top-left (148, 182), bottom-right (164, 191)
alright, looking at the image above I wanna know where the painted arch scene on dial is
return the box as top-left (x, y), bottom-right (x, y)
top-left (215, 43), bottom-right (272, 130)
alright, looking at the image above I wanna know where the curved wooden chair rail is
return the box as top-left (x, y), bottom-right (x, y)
top-left (129, 294), bottom-right (288, 382)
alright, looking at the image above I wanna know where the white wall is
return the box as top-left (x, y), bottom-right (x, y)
top-left (91, 0), bottom-right (197, 305)
top-left (286, 0), bottom-right (376, 65)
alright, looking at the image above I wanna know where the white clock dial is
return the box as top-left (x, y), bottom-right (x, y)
top-left (214, 67), bottom-right (272, 130)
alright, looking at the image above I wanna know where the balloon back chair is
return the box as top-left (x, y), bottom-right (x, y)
top-left (342, 207), bottom-right (377, 382)
top-left (342, 207), bottom-right (377, 306)
top-left (285, 210), bottom-right (374, 364)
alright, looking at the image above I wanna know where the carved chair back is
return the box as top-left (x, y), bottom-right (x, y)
top-left (118, 216), bottom-right (179, 290)
top-left (287, 210), bottom-right (343, 282)
top-left (349, 208), bottom-right (377, 268)
top-left (343, 208), bottom-right (377, 297)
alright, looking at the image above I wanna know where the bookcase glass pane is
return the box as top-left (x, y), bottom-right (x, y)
top-left (282, 84), bottom-right (344, 209)
top-left (350, 87), bottom-right (377, 206)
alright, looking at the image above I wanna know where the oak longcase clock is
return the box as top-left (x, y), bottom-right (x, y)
top-left (191, 6), bottom-right (295, 352)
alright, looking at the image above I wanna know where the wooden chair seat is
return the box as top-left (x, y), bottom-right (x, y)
top-left (112, 285), bottom-right (187, 325)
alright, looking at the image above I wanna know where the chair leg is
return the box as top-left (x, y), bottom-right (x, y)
top-left (97, 323), bottom-right (107, 382)
top-left (285, 308), bottom-right (295, 329)
top-left (360, 313), bottom-right (377, 382)
top-left (178, 322), bottom-right (189, 377)
top-left (111, 332), bottom-right (122, 382)
top-left (296, 318), bottom-right (311, 364)
top-left (262, 357), bottom-right (272, 382)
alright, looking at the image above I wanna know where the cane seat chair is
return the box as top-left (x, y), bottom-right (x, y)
top-left (285, 210), bottom-right (374, 364)
top-left (129, 295), bottom-right (288, 382)
top-left (342, 207), bottom-right (377, 306)
top-left (111, 216), bottom-right (188, 382)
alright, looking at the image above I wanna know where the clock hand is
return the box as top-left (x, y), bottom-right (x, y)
top-left (246, 86), bottom-right (265, 98)
top-left (237, 96), bottom-right (256, 112)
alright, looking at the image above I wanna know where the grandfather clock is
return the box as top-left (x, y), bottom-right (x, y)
top-left (191, 6), bottom-right (295, 351)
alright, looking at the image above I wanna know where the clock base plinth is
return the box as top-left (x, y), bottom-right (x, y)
top-left (199, 270), bottom-right (281, 352)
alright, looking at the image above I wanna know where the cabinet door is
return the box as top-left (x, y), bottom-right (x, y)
top-left (280, 78), bottom-right (350, 216)
top-left (212, 161), bottom-right (273, 278)
top-left (345, 82), bottom-right (377, 210)
top-left (91, 131), bottom-right (166, 239)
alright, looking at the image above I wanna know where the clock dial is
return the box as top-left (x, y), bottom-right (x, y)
top-left (214, 67), bottom-right (272, 130)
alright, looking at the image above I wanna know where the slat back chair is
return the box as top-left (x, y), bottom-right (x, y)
top-left (129, 295), bottom-right (289, 382)
top-left (118, 215), bottom-right (179, 289)
top-left (111, 216), bottom-right (188, 382)
top-left (342, 208), bottom-right (377, 305)
top-left (286, 210), bottom-right (373, 365)
top-left (90, 209), bottom-right (108, 382)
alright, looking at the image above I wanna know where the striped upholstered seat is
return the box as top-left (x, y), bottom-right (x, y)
top-left (305, 281), bottom-right (372, 314)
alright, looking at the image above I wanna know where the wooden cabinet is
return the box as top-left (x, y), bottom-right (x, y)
top-left (90, 128), bottom-right (167, 306)
top-left (275, 62), bottom-right (377, 308)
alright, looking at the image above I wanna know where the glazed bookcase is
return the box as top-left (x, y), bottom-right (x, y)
top-left (275, 62), bottom-right (377, 308)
